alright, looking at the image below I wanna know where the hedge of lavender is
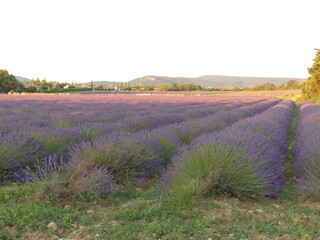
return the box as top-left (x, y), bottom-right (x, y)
top-left (294, 101), bottom-right (320, 198)
top-left (159, 100), bottom-right (295, 199)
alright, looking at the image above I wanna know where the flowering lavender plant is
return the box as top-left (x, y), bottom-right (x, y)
top-left (159, 100), bottom-right (295, 199)
top-left (0, 131), bottom-right (45, 183)
top-left (293, 101), bottom-right (320, 198)
top-left (18, 155), bottom-right (113, 199)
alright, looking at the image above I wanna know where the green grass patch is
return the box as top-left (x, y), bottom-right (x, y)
top-left (2, 178), bottom-right (320, 239)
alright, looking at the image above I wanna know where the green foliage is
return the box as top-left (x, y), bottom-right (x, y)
top-left (45, 87), bottom-right (93, 93)
top-left (26, 86), bottom-right (38, 93)
top-left (31, 78), bottom-right (41, 85)
top-left (303, 48), bottom-right (320, 100)
top-left (156, 83), bottom-right (202, 91)
top-left (200, 80), bottom-right (301, 91)
top-left (41, 86), bottom-right (48, 91)
top-left (96, 84), bottom-right (104, 89)
top-left (250, 83), bottom-right (277, 91)
top-left (0, 70), bottom-right (24, 93)
top-left (286, 80), bottom-right (301, 90)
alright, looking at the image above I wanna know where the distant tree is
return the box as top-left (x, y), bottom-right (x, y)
top-left (286, 80), bottom-right (300, 90)
top-left (167, 83), bottom-right (179, 91)
top-left (179, 83), bottom-right (201, 91)
top-left (0, 70), bottom-right (24, 93)
top-left (41, 86), bottom-right (48, 91)
top-left (231, 86), bottom-right (242, 91)
top-left (40, 79), bottom-right (47, 86)
top-left (303, 49), bottom-right (320, 100)
top-left (278, 84), bottom-right (286, 90)
top-left (251, 83), bottom-right (276, 91)
top-left (96, 84), bottom-right (104, 90)
top-left (156, 83), bottom-right (167, 91)
top-left (47, 82), bottom-right (54, 89)
top-left (58, 82), bottom-right (68, 88)
top-left (141, 85), bottom-right (154, 91)
top-left (26, 86), bottom-right (38, 93)
top-left (31, 78), bottom-right (41, 85)
top-left (131, 85), bottom-right (140, 91)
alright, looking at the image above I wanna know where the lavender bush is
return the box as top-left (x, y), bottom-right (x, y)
top-left (0, 131), bottom-right (45, 183)
top-left (69, 133), bottom-right (161, 182)
top-left (159, 100), bottom-right (295, 199)
top-left (293, 101), bottom-right (320, 198)
top-left (19, 155), bottom-right (113, 199)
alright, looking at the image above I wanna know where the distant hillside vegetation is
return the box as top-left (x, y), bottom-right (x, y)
top-left (16, 75), bottom-right (305, 89)
top-left (15, 76), bottom-right (32, 82)
top-left (128, 75), bottom-right (305, 88)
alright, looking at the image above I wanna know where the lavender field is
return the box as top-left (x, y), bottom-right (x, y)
top-left (1, 93), bottom-right (320, 239)
top-left (0, 94), bottom-right (279, 190)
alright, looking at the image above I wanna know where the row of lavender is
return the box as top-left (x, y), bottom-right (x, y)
top-left (294, 101), bottom-right (320, 198)
top-left (16, 98), bottom-right (280, 198)
top-left (159, 100), bottom-right (295, 199)
top-left (0, 98), bottom-right (256, 156)
top-left (0, 97), bottom-right (270, 182)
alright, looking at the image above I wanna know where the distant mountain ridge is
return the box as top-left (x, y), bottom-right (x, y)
top-left (128, 75), bottom-right (305, 88)
top-left (16, 75), bottom-right (305, 88)
top-left (15, 76), bottom-right (32, 82)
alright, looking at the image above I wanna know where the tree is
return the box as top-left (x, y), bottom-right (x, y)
top-left (156, 83), bottom-right (167, 91)
top-left (58, 82), bottom-right (68, 88)
top-left (26, 86), bottom-right (38, 93)
top-left (251, 83), bottom-right (276, 91)
top-left (40, 79), bottom-right (47, 86)
top-left (41, 86), bottom-right (48, 91)
top-left (31, 78), bottom-right (41, 85)
top-left (0, 70), bottom-right (24, 93)
top-left (303, 48), bottom-right (320, 100)
top-left (286, 80), bottom-right (300, 90)
top-left (96, 84), bottom-right (104, 90)
top-left (167, 83), bottom-right (179, 91)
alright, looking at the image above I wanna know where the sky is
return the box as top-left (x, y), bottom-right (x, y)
top-left (1, 0), bottom-right (320, 83)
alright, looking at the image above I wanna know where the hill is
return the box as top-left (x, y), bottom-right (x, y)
top-left (15, 76), bottom-right (32, 83)
top-left (128, 75), bottom-right (305, 88)
top-left (17, 75), bottom-right (305, 89)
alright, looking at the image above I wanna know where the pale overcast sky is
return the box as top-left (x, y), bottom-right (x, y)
top-left (1, 0), bottom-right (320, 82)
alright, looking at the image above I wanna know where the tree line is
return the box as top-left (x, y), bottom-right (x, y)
top-left (0, 68), bottom-right (312, 94)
